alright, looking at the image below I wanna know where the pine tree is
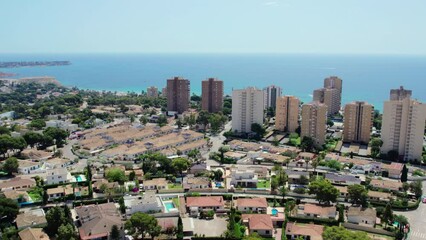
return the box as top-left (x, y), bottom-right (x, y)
top-left (177, 216), bottom-right (184, 240)
top-left (382, 202), bottom-right (393, 228)
top-left (401, 164), bottom-right (408, 183)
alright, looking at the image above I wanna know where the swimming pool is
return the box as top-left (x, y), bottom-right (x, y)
top-left (164, 202), bottom-right (176, 212)
top-left (271, 208), bottom-right (278, 216)
top-left (75, 175), bottom-right (86, 182)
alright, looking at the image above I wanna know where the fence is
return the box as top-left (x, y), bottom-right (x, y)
top-left (342, 223), bottom-right (395, 236)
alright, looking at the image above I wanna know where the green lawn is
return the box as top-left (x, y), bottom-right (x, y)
top-left (168, 183), bottom-right (183, 189)
top-left (172, 197), bottom-right (180, 207)
top-left (290, 137), bottom-right (301, 146)
top-left (28, 191), bottom-right (42, 202)
top-left (257, 179), bottom-right (271, 189)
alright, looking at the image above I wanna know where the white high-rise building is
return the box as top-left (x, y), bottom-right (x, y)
top-left (263, 85), bottom-right (282, 109)
top-left (232, 87), bottom-right (265, 133)
top-left (381, 86), bottom-right (426, 162)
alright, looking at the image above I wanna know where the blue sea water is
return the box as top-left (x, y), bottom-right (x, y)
top-left (1, 53), bottom-right (425, 112)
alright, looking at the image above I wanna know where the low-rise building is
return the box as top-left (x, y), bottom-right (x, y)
top-left (188, 163), bottom-right (208, 175)
top-left (186, 196), bottom-right (224, 216)
top-left (15, 209), bottom-right (47, 229)
top-left (382, 163), bottom-right (404, 179)
top-left (298, 152), bottom-right (316, 160)
top-left (367, 191), bottom-right (393, 202)
top-left (126, 191), bottom-right (163, 215)
top-left (0, 177), bottom-right (36, 191)
top-left (143, 178), bottom-right (168, 190)
top-left (285, 170), bottom-right (310, 185)
top-left (75, 203), bottom-right (123, 240)
top-left (242, 214), bottom-right (274, 238)
top-left (183, 176), bottom-right (210, 190)
top-left (45, 168), bottom-right (73, 185)
top-left (297, 203), bottom-right (336, 219)
top-left (44, 158), bottom-right (73, 169)
top-left (46, 187), bottom-right (65, 201)
top-left (230, 169), bottom-right (258, 188)
top-left (236, 197), bottom-right (268, 213)
top-left (18, 160), bottom-right (42, 174)
top-left (2, 189), bottom-right (30, 203)
top-left (325, 173), bottom-right (361, 186)
top-left (370, 179), bottom-right (403, 192)
top-left (285, 223), bottom-right (324, 240)
top-left (224, 151), bottom-right (247, 160)
top-left (347, 207), bottom-right (377, 227)
top-left (18, 228), bottom-right (50, 240)
top-left (334, 186), bottom-right (349, 199)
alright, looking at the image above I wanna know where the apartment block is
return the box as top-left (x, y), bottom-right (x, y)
top-left (232, 87), bottom-right (264, 133)
top-left (275, 96), bottom-right (300, 133)
top-left (301, 101), bottom-right (327, 146)
top-left (161, 87), bottom-right (167, 98)
top-left (313, 76), bottom-right (343, 116)
top-left (343, 101), bottom-right (374, 144)
top-left (201, 78), bottom-right (223, 113)
top-left (381, 86), bottom-right (426, 161)
top-left (147, 86), bottom-right (158, 98)
top-left (264, 85), bottom-right (282, 109)
top-left (167, 77), bottom-right (190, 114)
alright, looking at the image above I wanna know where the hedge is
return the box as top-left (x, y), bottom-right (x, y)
top-left (287, 215), bottom-right (339, 226)
top-left (370, 200), bottom-right (420, 211)
top-left (73, 198), bottom-right (108, 207)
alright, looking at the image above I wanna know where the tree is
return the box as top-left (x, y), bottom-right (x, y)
top-left (2, 157), bottom-right (19, 176)
top-left (409, 180), bottom-right (423, 198)
top-left (129, 170), bottom-right (136, 181)
top-left (110, 225), bottom-right (121, 240)
top-left (0, 196), bottom-right (19, 222)
top-left (23, 131), bottom-right (44, 148)
top-left (347, 184), bottom-right (368, 206)
top-left (243, 233), bottom-right (263, 240)
top-left (213, 169), bottom-right (223, 181)
top-left (119, 196), bottom-right (126, 214)
top-left (388, 150), bottom-right (399, 162)
top-left (57, 223), bottom-right (77, 240)
top-left (176, 118), bottom-right (183, 129)
top-left (140, 115), bottom-right (148, 125)
top-left (172, 158), bottom-right (189, 184)
top-left (308, 178), bottom-right (339, 205)
top-left (177, 216), bottom-right (184, 240)
top-left (393, 214), bottom-right (409, 226)
top-left (281, 220), bottom-right (288, 240)
top-left (0, 126), bottom-right (11, 135)
top-left (28, 119), bottom-right (46, 130)
top-left (300, 136), bottom-right (315, 152)
top-left (125, 212), bottom-right (161, 240)
top-left (106, 168), bottom-right (127, 184)
top-left (251, 123), bottom-right (265, 139)
top-left (218, 146), bottom-right (229, 164)
top-left (43, 127), bottom-right (68, 147)
top-left (45, 207), bottom-right (70, 236)
top-left (157, 114), bottom-right (168, 127)
top-left (271, 176), bottom-right (279, 191)
top-left (370, 138), bottom-right (383, 158)
top-left (382, 202), bottom-right (393, 228)
top-left (322, 226), bottom-right (370, 240)
top-left (400, 164), bottom-right (408, 183)
top-left (337, 204), bottom-right (344, 223)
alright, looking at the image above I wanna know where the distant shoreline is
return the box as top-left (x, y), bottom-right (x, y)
top-left (0, 61), bottom-right (71, 68)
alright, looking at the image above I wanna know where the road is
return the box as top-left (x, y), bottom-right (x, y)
top-left (395, 183), bottom-right (426, 240)
top-left (204, 121), bottom-right (232, 166)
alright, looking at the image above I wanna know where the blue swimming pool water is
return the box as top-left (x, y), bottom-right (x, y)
top-left (75, 175), bottom-right (83, 182)
top-left (272, 209), bottom-right (278, 216)
top-left (164, 202), bottom-right (175, 212)
top-left (215, 182), bottom-right (222, 187)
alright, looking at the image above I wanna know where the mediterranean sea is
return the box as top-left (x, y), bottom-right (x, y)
top-left (1, 53), bottom-right (425, 112)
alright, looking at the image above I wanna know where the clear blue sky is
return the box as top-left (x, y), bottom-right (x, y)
top-left (1, 0), bottom-right (425, 54)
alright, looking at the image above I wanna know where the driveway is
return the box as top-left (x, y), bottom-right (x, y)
top-left (183, 217), bottom-right (228, 237)
top-left (204, 121), bottom-right (232, 166)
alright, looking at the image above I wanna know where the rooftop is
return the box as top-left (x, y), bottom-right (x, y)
top-left (242, 214), bottom-right (273, 230)
top-left (237, 197), bottom-right (268, 208)
top-left (18, 228), bottom-right (50, 240)
top-left (186, 196), bottom-right (224, 208)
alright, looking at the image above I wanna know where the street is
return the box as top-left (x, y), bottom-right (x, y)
top-left (395, 183), bottom-right (426, 240)
top-left (204, 121), bottom-right (232, 166)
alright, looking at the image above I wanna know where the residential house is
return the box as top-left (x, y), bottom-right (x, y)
top-left (45, 168), bottom-right (73, 185)
top-left (143, 178), bottom-right (168, 190)
top-left (367, 191), bottom-right (393, 202)
top-left (242, 214), bottom-right (274, 238)
top-left (334, 186), bottom-right (349, 199)
top-left (325, 173), bottom-right (361, 186)
top-left (44, 158), bottom-right (73, 169)
top-left (15, 209), bottom-right (47, 229)
top-left (228, 140), bottom-right (262, 152)
top-left (18, 228), bottom-right (50, 240)
top-left (183, 176), bottom-right (210, 190)
top-left (347, 207), bottom-right (377, 227)
top-left (18, 160), bottom-right (42, 174)
top-left (230, 169), bottom-right (258, 188)
top-left (257, 152), bottom-right (290, 164)
top-left (2, 189), bottom-right (30, 203)
top-left (186, 196), bottom-right (224, 216)
top-left (126, 191), bottom-right (163, 215)
top-left (382, 163), bottom-right (404, 179)
top-left (125, 169), bottom-right (144, 181)
top-left (0, 177), bottom-right (36, 191)
top-left (297, 204), bottom-right (336, 219)
top-left (188, 163), bottom-right (208, 175)
top-left (75, 203), bottom-right (123, 240)
top-left (285, 170), bottom-right (310, 185)
top-left (20, 149), bottom-right (53, 161)
top-left (236, 197), bottom-right (268, 213)
top-left (370, 179), bottom-right (403, 192)
top-left (46, 187), bottom-right (65, 201)
top-left (224, 151), bottom-right (247, 160)
top-left (285, 223), bottom-right (324, 240)
top-left (93, 179), bottom-right (120, 193)
top-left (298, 152), bottom-right (316, 161)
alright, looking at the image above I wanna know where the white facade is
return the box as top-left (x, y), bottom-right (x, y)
top-left (232, 87), bottom-right (264, 133)
top-left (46, 168), bottom-right (73, 185)
top-left (126, 191), bottom-right (163, 215)
top-left (381, 87), bottom-right (426, 161)
top-left (263, 85), bottom-right (282, 109)
top-left (18, 161), bottom-right (43, 174)
top-left (230, 169), bottom-right (258, 188)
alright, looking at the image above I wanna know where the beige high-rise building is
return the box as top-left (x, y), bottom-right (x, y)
top-left (313, 76), bottom-right (343, 116)
top-left (202, 78), bottom-right (223, 113)
top-left (147, 86), bottom-right (158, 98)
top-left (264, 85), bottom-right (282, 109)
top-left (343, 101), bottom-right (374, 144)
top-left (161, 87), bottom-right (167, 98)
top-left (381, 86), bottom-right (426, 161)
top-left (166, 77), bottom-right (190, 114)
top-left (301, 101), bottom-right (327, 146)
top-left (232, 87), bottom-right (264, 133)
top-left (275, 96), bottom-right (300, 133)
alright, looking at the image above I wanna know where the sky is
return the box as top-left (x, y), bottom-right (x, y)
top-left (0, 0), bottom-right (425, 54)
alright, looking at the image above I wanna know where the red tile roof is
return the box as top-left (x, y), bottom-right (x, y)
top-left (237, 198), bottom-right (268, 208)
top-left (186, 196), bottom-right (224, 208)
top-left (242, 214), bottom-right (273, 230)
